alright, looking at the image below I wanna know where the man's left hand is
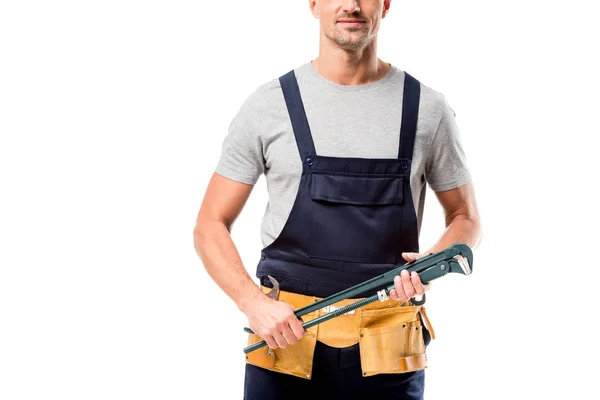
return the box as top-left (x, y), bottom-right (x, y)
top-left (389, 252), bottom-right (431, 302)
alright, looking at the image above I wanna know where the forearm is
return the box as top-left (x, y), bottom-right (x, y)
top-left (193, 215), bottom-right (264, 313)
top-left (424, 214), bottom-right (482, 255)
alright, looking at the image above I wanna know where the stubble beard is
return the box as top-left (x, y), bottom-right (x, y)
top-left (326, 26), bottom-right (370, 51)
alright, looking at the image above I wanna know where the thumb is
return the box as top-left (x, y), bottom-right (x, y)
top-left (401, 252), bottom-right (419, 262)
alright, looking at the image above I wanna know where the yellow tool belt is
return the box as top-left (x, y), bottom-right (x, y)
top-left (246, 287), bottom-right (436, 380)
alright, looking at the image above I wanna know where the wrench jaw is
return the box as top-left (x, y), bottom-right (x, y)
top-left (450, 255), bottom-right (472, 276)
top-left (265, 275), bottom-right (280, 300)
top-left (450, 242), bottom-right (473, 273)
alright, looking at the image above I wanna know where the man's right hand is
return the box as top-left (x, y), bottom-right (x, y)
top-left (241, 293), bottom-right (306, 349)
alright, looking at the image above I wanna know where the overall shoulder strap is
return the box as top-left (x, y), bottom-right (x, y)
top-left (398, 71), bottom-right (421, 160)
top-left (279, 70), bottom-right (317, 162)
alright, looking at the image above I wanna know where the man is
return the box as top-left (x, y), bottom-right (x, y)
top-left (194, 0), bottom-right (482, 398)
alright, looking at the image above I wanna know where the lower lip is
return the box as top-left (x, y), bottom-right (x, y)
top-left (338, 21), bottom-right (366, 27)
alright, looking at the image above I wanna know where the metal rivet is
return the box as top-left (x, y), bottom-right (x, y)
top-left (363, 373), bottom-right (367, 376)
top-left (441, 265), bottom-right (446, 271)
top-left (402, 324), bottom-right (406, 328)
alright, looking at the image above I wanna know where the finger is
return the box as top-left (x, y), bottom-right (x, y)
top-left (401, 252), bottom-right (417, 262)
top-left (298, 316), bottom-right (309, 334)
top-left (275, 313), bottom-right (297, 346)
top-left (394, 275), bottom-right (409, 301)
top-left (288, 316), bottom-right (306, 339)
top-left (272, 330), bottom-right (287, 348)
top-left (410, 271), bottom-right (426, 296)
top-left (401, 269), bottom-right (416, 298)
top-left (389, 287), bottom-right (400, 301)
top-left (279, 320), bottom-right (298, 345)
top-left (264, 335), bottom-right (278, 350)
top-left (281, 325), bottom-right (297, 345)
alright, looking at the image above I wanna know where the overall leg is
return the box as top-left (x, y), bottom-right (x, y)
top-left (313, 342), bottom-right (426, 400)
top-left (243, 364), bottom-right (313, 400)
top-left (337, 365), bottom-right (425, 400)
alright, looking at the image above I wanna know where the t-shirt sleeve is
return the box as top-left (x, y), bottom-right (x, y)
top-left (425, 94), bottom-right (472, 192)
top-left (215, 94), bottom-right (265, 185)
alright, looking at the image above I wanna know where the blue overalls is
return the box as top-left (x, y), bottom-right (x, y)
top-left (244, 69), bottom-right (430, 400)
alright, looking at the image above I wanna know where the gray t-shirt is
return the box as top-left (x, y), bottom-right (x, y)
top-left (216, 62), bottom-right (471, 248)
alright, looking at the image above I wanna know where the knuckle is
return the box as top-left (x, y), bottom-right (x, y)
top-left (276, 320), bottom-right (287, 329)
top-left (286, 312), bottom-right (297, 322)
top-left (255, 328), bottom-right (266, 337)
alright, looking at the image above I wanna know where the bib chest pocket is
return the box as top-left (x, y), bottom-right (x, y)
top-left (306, 169), bottom-right (405, 264)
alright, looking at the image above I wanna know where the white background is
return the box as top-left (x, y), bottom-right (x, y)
top-left (1, 1), bottom-right (599, 399)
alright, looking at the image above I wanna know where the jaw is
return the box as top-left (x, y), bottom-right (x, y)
top-left (328, 25), bottom-right (372, 50)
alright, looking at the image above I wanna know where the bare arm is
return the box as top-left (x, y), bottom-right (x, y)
top-left (391, 180), bottom-right (482, 301)
top-left (424, 180), bottom-right (482, 254)
top-left (193, 172), bottom-right (262, 312)
top-left (193, 172), bottom-right (305, 348)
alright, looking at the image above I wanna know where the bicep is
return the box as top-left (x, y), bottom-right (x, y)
top-left (197, 172), bottom-right (254, 230)
top-left (433, 181), bottom-right (480, 226)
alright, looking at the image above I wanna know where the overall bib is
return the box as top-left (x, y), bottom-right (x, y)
top-left (244, 69), bottom-right (430, 400)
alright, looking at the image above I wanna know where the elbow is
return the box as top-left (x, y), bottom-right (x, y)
top-left (193, 224), bottom-right (202, 256)
top-left (473, 219), bottom-right (483, 250)
top-left (448, 211), bottom-right (482, 251)
top-left (193, 214), bottom-right (208, 256)
top-left (193, 212), bottom-right (230, 257)
top-left (468, 213), bottom-right (483, 251)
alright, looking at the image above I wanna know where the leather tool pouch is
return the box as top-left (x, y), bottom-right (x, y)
top-left (245, 309), bottom-right (320, 380)
top-left (358, 305), bottom-right (430, 376)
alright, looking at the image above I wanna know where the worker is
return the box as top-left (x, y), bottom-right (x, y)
top-left (194, 1), bottom-right (482, 399)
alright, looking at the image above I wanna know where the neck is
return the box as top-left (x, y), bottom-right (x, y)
top-left (311, 36), bottom-right (389, 86)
